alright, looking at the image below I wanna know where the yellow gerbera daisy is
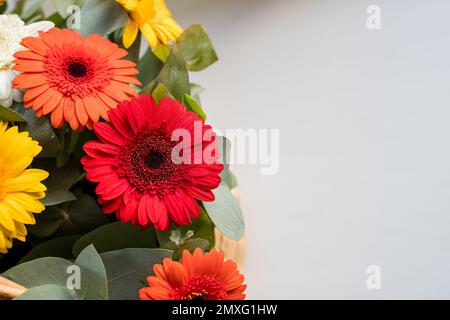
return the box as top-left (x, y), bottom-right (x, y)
top-left (116, 0), bottom-right (183, 49)
top-left (0, 121), bottom-right (48, 253)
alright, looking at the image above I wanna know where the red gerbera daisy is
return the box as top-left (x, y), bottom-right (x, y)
top-left (81, 94), bottom-right (223, 230)
top-left (139, 248), bottom-right (246, 300)
top-left (13, 28), bottom-right (141, 130)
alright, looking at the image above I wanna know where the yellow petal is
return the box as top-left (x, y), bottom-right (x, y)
top-left (123, 20), bottom-right (139, 49)
top-left (3, 169), bottom-right (49, 192)
top-left (141, 24), bottom-right (159, 48)
top-left (0, 203), bottom-right (15, 232)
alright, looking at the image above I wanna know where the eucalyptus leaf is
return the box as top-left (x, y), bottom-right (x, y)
top-left (74, 245), bottom-right (108, 300)
top-left (152, 83), bottom-right (174, 104)
top-left (162, 238), bottom-right (209, 261)
top-left (190, 83), bottom-right (205, 104)
top-left (101, 248), bottom-right (172, 300)
top-left (2, 257), bottom-right (73, 289)
top-left (156, 208), bottom-right (215, 250)
top-left (202, 184), bottom-right (244, 241)
top-left (15, 284), bottom-right (75, 300)
top-left (18, 108), bottom-right (61, 158)
top-left (79, 0), bottom-right (128, 37)
top-left (221, 169), bottom-right (239, 189)
top-left (28, 206), bottom-right (64, 238)
top-left (72, 222), bottom-right (158, 257)
top-left (137, 49), bottom-right (163, 87)
top-left (0, 104), bottom-right (26, 122)
top-left (157, 44), bottom-right (190, 101)
top-left (153, 44), bottom-right (171, 63)
top-left (41, 189), bottom-right (77, 207)
top-left (183, 93), bottom-right (207, 120)
top-left (178, 24), bottom-right (218, 71)
top-left (68, 194), bottom-right (109, 232)
top-left (19, 235), bottom-right (81, 264)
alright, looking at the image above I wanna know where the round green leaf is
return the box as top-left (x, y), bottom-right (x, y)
top-left (74, 245), bottom-right (108, 300)
top-left (178, 24), bottom-right (218, 71)
top-left (101, 248), bottom-right (172, 300)
top-left (2, 257), bottom-right (73, 289)
top-left (15, 284), bottom-right (75, 300)
top-left (203, 184), bottom-right (245, 241)
top-left (79, 0), bottom-right (128, 37)
top-left (19, 235), bottom-right (81, 263)
top-left (72, 221), bottom-right (158, 257)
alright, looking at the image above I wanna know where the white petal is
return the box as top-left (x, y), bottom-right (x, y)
top-left (0, 71), bottom-right (12, 101)
top-left (23, 21), bottom-right (55, 36)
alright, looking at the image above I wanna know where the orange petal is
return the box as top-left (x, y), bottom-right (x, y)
top-left (13, 74), bottom-right (47, 88)
top-left (42, 90), bottom-right (63, 115)
top-left (63, 98), bottom-right (75, 123)
top-left (13, 59), bottom-right (45, 72)
top-left (14, 50), bottom-right (44, 61)
top-left (23, 84), bottom-right (50, 102)
top-left (50, 105), bottom-right (64, 128)
top-left (83, 96), bottom-right (99, 123)
top-left (75, 98), bottom-right (88, 125)
top-left (113, 75), bottom-right (142, 86)
top-left (21, 36), bottom-right (48, 56)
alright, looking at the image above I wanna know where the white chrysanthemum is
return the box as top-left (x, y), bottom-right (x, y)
top-left (0, 14), bottom-right (53, 107)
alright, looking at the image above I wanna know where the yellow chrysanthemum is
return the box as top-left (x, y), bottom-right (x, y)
top-left (116, 0), bottom-right (183, 49)
top-left (0, 121), bottom-right (48, 253)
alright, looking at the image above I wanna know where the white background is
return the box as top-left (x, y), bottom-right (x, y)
top-left (167, 0), bottom-right (450, 299)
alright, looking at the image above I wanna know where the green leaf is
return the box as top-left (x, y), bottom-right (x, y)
top-left (46, 11), bottom-right (66, 27)
top-left (221, 169), bottom-right (239, 189)
top-left (0, 104), bottom-right (26, 122)
top-left (183, 94), bottom-right (207, 120)
top-left (72, 222), bottom-right (158, 257)
top-left (57, 129), bottom-right (80, 167)
top-left (203, 184), bottom-right (244, 241)
top-left (67, 194), bottom-right (109, 232)
top-left (153, 44), bottom-right (171, 63)
top-left (152, 83), bottom-right (174, 104)
top-left (53, 0), bottom-right (85, 18)
top-left (35, 157), bottom-right (83, 206)
top-left (41, 189), bottom-right (77, 207)
top-left (74, 245), bottom-right (108, 300)
top-left (178, 24), bottom-right (218, 71)
top-left (190, 83), bottom-right (205, 104)
top-left (2, 257), bottom-right (73, 289)
top-left (19, 235), bottom-right (81, 263)
top-left (28, 206), bottom-right (64, 238)
top-left (18, 107), bottom-right (61, 158)
top-left (124, 34), bottom-right (141, 64)
top-left (162, 239), bottom-right (209, 261)
top-left (15, 284), bottom-right (75, 300)
top-left (101, 248), bottom-right (172, 300)
top-left (137, 49), bottom-right (163, 86)
top-left (157, 44), bottom-right (190, 101)
top-left (79, 0), bottom-right (128, 37)
top-left (216, 136), bottom-right (231, 172)
top-left (156, 208), bottom-right (215, 250)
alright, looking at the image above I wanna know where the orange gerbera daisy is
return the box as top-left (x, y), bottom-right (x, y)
top-left (139, 249), bottom-right (246, 300)
top-left (12, 28), bottom-right (141, 130)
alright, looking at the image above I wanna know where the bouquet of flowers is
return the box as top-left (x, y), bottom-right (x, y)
top-left (0, 0), bottom-right (246, 300)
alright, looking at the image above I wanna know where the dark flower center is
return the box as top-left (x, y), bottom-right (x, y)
top-left (118, 129), bottom-right (187, 196)
top-left (144, 150), bottom-right (165, 169)
top-left (68, 61), bottom-right (88, 78)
